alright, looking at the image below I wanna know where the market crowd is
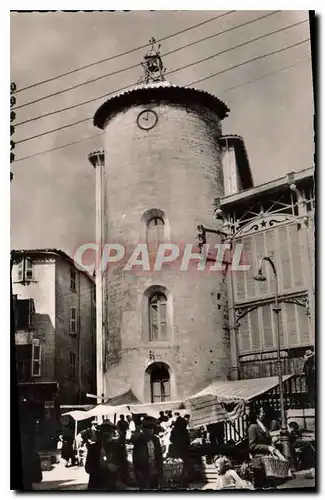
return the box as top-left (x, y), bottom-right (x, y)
top-left (66, 409), bottom-right (254, 490)
top-left (57, 403), bottom-right (315, 491)
top-left (75, 410), bottom-right (192, 490)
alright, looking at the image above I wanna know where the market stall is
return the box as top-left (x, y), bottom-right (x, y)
top-left (181, 375), bottom-right (295, 482)
top-left (185, 375), bottom-right (295, 431)
top-left (66, 376), bottom-right (297, 487)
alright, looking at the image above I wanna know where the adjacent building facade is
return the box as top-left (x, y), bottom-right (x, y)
top-left (12, 248), bottom-right (96, 410)
top-left (216, 166), bottom-right (315, 405)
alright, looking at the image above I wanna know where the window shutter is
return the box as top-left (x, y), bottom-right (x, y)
top-left (17, 260), bottom-right (23, 281)
top-left (148, 217), bottom-right (165, 250)
top-left (296, 305), bottom-right (311, 345)
top-left (249, 309), bottom-right (260, 351)
top-left (157, 219), bottom-right (164, 245)
top-left (150, 301), bottom-right (158, 341)
top-left (242, 236), bottom-right (254, 299)
top-left (288, 224), bottom-right (304, 288)
top-left (261, 304), bottom-right (274, 349)
top-left (282, 303), bottom-right (297, 347)
top-left (162, 379), bottom-right (171, 401)
top-left (70, 269), bottom-right (76, 291)
top-left (277, 226), bottom-right (292, 291)
top-left (28, 299), bottom-right (34, 328)
top-left (152, 381), bottom-right (161, 403)
top-left (25, 258), bottom-right (33, 281)
top-left (70, 307), bottom-right (77, 334)
top-left (149, 293), bottom-right (168, 341)
top-left (238, 314), bottom-right (250, 353)
top-left (159, 301), bottom-right (167, 340)
top-left (32, 342), bottom-right (41, 377)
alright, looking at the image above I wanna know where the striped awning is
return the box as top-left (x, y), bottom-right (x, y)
top-left (184, 375), bottom-right (294, 428)
top-left (185, 397), bottom-right (245, 429)
top-left (188, 375), bottom-right (294, 403)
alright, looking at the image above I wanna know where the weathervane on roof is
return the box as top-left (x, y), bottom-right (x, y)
top-left (140, 37), bottom-right (166, 84)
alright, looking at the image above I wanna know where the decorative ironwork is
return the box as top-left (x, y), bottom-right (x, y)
top-left (227, 192), bottom-right (297, 234)
top-left (235, 304), bottom-right (259, 324)
top-left (141, 37), bottom-right (166, 83)
top-left (237, 214), bottom-right (292, 236)
top-left (234, 292), bottom-right (310, 323)
top-left (282, 294), bottom-right (310, 316)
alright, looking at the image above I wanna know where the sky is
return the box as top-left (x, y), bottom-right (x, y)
top-left (10, 10), bottom-right (314, 257)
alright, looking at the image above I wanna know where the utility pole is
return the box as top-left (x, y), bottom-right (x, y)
top-left (88, 150), bottom-right (105, 405)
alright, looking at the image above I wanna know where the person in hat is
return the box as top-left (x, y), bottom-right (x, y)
top-left (117, 414), bottom-right (129, 445)
top-left (86, 420), bottom-right (127, 490)
top-left (84, 420), bottom-right (101, 488)
top-left (61, 418), bottom-right (76, 467)
top-left (132, 418), bottom-right (163, 490)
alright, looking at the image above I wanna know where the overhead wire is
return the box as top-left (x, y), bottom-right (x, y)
top-left (16, 11), bottom-right (289, 126)
top-left (187, 38), bottom-right (309, 88)
top-left (13, 11), bottom-right (236, 94)
top-left (15, 21), bottom-right (309, 145)
top-left (13, 10), bottom-right (280, 111)
top-left (13, 57), bottom-right (310, 164)
top-left (217, 58), bottom-right (310, 95)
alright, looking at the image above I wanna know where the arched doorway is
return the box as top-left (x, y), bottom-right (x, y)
top-left (145, 362), bottom-right (171, 403)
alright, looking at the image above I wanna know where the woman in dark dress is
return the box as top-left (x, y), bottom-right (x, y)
top-left (61, 419), bottom-right (75, 467)
top-left (86, 420), bottom-right (126, 490)
top-left (248, 406), bottom-right (278, 489)
top-left (169, 416), bottom-right (190, 487)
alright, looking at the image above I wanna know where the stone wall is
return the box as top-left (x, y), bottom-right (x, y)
top-left (101, 99), bottom-right (230, 401)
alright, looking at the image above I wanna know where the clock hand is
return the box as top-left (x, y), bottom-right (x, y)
top-left (144, 112), bottom-right (149, 121)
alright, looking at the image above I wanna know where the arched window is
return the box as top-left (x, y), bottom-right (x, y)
top-left (149, 293), bottom-right (167, 341)
top-left (147, 217), bottom-right (164, 249)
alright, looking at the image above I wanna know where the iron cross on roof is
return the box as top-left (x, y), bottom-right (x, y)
top-left (141, 37), bottom-right (166, 83)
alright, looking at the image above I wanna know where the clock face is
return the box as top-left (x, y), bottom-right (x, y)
top-left (137, 109), bottom-right (158, 130)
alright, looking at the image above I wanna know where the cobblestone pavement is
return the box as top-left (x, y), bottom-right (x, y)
top-left (33, 463), bottom-right (316, 491)
top-left (33, 463), bottom-right (88, 491)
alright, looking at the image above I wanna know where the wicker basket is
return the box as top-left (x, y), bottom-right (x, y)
top-left (162, 461), bottom-right (184, 488)
top-left (163, 461), bottom-right (184, 479)
top-left (261, 455), bottom-right (290, 478)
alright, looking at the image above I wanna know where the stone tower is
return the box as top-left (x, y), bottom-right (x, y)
top-left (91, 40), bottom-right (231, 402)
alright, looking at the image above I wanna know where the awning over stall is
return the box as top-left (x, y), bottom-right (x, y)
top-left (188, 375), bottom-right (294, 403)
top-left (185, 375), bottom-right (294, 429)
top-left (86, 404), bottom-right (128, 419)
top-left (61, 410), bottom-right (93, 421)
top-left (129, 400), bottom-right (184, 418)
top-left (186, 397), bottom-right (245, 429)
top-left (104, 389), bottom-right (141, 406)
